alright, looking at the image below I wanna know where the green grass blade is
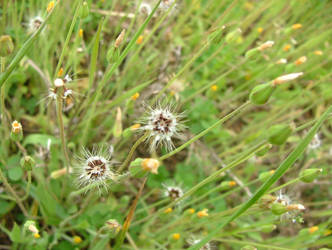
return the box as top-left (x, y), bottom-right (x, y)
top-left (191, 104), bottom-right (332, 249)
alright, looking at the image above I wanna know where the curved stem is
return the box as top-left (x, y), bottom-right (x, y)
top-left (21, 171), bottom-right (31, 201)
top-left (118, 132), bottom-right (149, 172)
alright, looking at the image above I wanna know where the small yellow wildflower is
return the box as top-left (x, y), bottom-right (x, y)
top-left (292, 23), bottom-right (302, 30)
top-left (136, 35), bottom-right (144, 44)
top-left (172, 233), bottom-right (180, 240)
top-left (188, 208), bottom-right (195, 214)
top-left (164, 207), bottom-right (173, 214)
top-left (34, 233), bottom-right (40, 239)
top-left (257, 27), bottom-right (263, 33)
top-left (131, 92), bottom-right (140, 101)
top-left (283, 44), bottom-right (291, 52)
top-left (57, 67), bottom-right (64, 77)
top-left (47, 1), bottom-right (55, 13)
top-left (211, 85), bottom-right (218, 91)
top-left (79, 29), bottom-right (84, 38)
top-left (314, 50), bottom-right (323, 56)
top-left (73, 236), bottom-right (82, 244)
top-left (295, 56), bottom-right (307, 66)
top-left (309, 226), bottom-right (319, 234)
top-left (130, 124), bottom-right (141, 130)
top-left (269, 170), bottom-right (275, 175)
top-left (11, 121), bottom-right (22, 134)
top-left (142, 158), bottom-right (160, 174)
top-left (324, 229), bottom-right (332, 236)
top-left (229, 181), bottom-right (237, 187)
top-left (197, 209), bottom-right (209, 218)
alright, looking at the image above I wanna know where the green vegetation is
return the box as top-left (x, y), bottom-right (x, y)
top-left (0, 0), bottom-right (332, 249)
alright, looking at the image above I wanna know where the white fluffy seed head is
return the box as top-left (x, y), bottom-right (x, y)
top-left (308, 133), bottom-right (321, 150)
top-left (139, 2), bottom-right (152, 15)
top-left (54, 78), bottom-right (64, 87)
top-left (164, 185), bottom-right (184, 200)
top-left (28, 16), bottom-right (44, 32)
top-left (74, 147), bottom-right (116, 192)
top-left (139, 103), bottom-right (185, 152)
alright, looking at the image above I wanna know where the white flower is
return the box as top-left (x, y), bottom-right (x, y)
top-left (159, 0), bottom-right (177, 11)
top-left (274, 191), bottom-right (305, 223)
top-left (189, 239), bottom-right (212, 250)
top-left (140, 103), bottom-right (185, 152)
top-left (28, 16), bottom-right (44, 33)
top-left (163, 184), bottom-right (184, 200)
top-left (276, 58), bottom-right (287, 64)
top-left (74, 147), bottom-right (116, 191)
top-left (139, 2), bottom-right (152, 15)
top-left (308, 133), bottom-right (321, 150)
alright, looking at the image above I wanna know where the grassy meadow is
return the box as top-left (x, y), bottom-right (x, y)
top-left (0, 0), bottom-right (332, 249)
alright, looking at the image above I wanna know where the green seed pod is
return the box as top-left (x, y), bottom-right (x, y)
top-left (80, 1), bottom-right (89, 19)
top-left (258, 170), bottom-right (274, 182)
top-left (0, 35), bottom-right (14, 57)
top-left (245, 48), bottom-right (259, 58)
top-left (20, 156), bottom-right (36, 171)
top-left (220, 180), bottom-right (237, 190)
top-left (129, 158), bottom-right (146, 178)
top-left (225, 29), bottom-right (242, 44)
top-left (300, 168), bottom-right (322, 183)
top-left (249, 83), bottom-right (275, 105)
top-left (260, 224), bottom-right (277, 233)
top-left (255, 144), bottom-right (272, 157)
top-left (268, 124), bottom-right (292, 145)
top-left (271, 202), bottom-right (287, 215)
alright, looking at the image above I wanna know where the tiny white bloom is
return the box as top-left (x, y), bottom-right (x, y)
top-left (139, 103), bottom-right (185, 152)
top-left (273, 72), bottom-right (303, 85)
top-left (28, 16), bottom-right (44, 33)
top-left (54, 78), bottom-right (64, 87)
top-left (74, 147), bottom-right (116, 192)
top-left (139, 2), bottom-right (152, 15)
top-left (63, 74), bottom-right (73, 83)
top-left (163, 184), bottom-right (184, 200)
top-left (308, 133), bottom-right (321, 150)
top-left (276, 58), bottom-right (287, 64)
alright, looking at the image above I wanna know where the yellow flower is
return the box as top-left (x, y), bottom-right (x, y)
top-left (47, 1), bottom-right (55, 13)
top-left (314, 50), bottom-right (323, 56)
top-left (257, 27), bottom-right (263, 33)
top-left (295, 56), bottom-right (307, 66)
top-left (292, 23), bottom-right (302, 30)
top-left (79, 29), bottom-right (84, 38)
top-left (283, 44), bottom-right (291, 52)
top-left (188, 208), bottom-right (195, 214)
top-left (164, 207), bottom-right (173, 214)
top-left (172, 233), bottom-right (180, 240)
top-left (197, 209), bottom-right (209, 218)
top-left (142, 158), bottom-right (160, 174)
top-left (309, 226), bottom-right (319, 234)
top-left (34, 233), bottom-right (40, 239)
top-left (324, 229), bottom-right (332, 236)
top-left (136, 35), bottom-right (144, 44)
top-left (229, 181), bottom-right (237, 187)
top-left (57, 67), bottom-right (64, 77)
top-left (211, 85), bottom-right (218, 91)
top-left (131, 92), bottom-right (140, 101)
top-left (12, 120), bottom-right (22, 134)
top-left (130, 124), bottom-right (141, 130)
top-left (73, 236), bottom-right (82, 244)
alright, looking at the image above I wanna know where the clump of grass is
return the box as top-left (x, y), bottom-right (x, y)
top-left (0, 0), bottom-right (332, 249)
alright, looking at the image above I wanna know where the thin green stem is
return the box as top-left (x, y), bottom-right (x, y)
top-left (118, 132), bottom-right (149, 172)
top-left (160, 101), bottom-right (250, 161)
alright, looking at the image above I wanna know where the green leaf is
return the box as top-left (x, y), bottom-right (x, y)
top-left (23, 134), bottom-right (59, 147)
top-left (9, 223), bottom-right (22, 243)
top-left (8, 167), bottom-right (23, 181)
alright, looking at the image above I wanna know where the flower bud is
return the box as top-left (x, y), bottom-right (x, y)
top-left (225, 28), bottom-right (242, 44)
top-left (267, 124), bottom-right (292, 145)
top-left (24, 221), bottom-right (39, 234)
top-left (260, 224), bottom-right (276, 233)
top-left (220, 180), bottom-right (237, 190)
top-left (105, 219), bottom-right (121, 234)
top-left (255, 144), bottom-right (272, 157)
top-left (80, 1), bottom-right (89, 19)
top-left (258, 41), bottom-right (274, 51)
top-left (259, 194), bottom-right (276, 209)
top-left (271, 202), bottom-right (288, 215)
top-left (258, 170), bottom-right (275, 182)
top-left (245, 48), bottom-right (259, 58)
top-left (129, 158), bottom-right (160, 177)
top-left (114, 29), bottom-right (125, 48)
top-left (142, 158), bottom-right (160, 174)
top-left (299, 168), bottom-right (322, 183)
top-left (11, 120), bottom-right (23, 141)
top-left (0, 35), bottom-right (14, 57)
top-left (249, 83), bottom-right (275, 105)
top-left (20, 156), bottom-right (35, 171)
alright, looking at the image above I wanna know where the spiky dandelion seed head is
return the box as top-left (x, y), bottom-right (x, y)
top-left (163, 184), bottom-right (184, 200)
top-left (74, 147), bottom-right (117, 192)
top-left (139, 2), bottom-right (152, 15)
top-left (308, 133), bottom-right (321, 150)
top-left (28, 16), bottom-right (44, 33)
top-left (139, 103), bottom-right (185, 152)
